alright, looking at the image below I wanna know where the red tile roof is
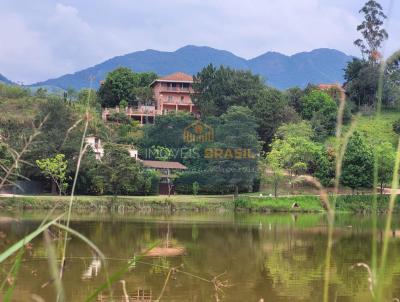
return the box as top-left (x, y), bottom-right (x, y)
top-left (318, 83), bottom-right (345, 92)
top-left (141, 160), bottom-right (187, 170)
top-left (152, 72), bottom-right (193, 84)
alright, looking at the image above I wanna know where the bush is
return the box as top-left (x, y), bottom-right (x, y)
top-left (192, 181), bottom-right (199, 195)
top-left (393, 119), bottom-right (400, 134)
top-left (0, 83), bottom-right (31, 98)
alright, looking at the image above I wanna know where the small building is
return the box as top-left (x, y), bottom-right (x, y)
top-left (150, 72), bottom-right (199, 115)
top-left (318, 83), bottom-right (346, 102)
top-left (141, 160), bottom-right (187, 195)
top-left (85, 136), bottom-right (138, 160)
top-left (85, 136), bottom-right (104, 160)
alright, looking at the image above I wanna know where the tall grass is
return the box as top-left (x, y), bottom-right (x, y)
top-left (374, 49), bottom-right (400, 302)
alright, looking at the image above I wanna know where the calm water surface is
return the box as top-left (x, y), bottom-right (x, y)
top-left (1, 211), bottom-right (400, 301)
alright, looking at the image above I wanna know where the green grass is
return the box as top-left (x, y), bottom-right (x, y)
top-left (3, 194), bottom-right (400, 213)
top-left (0, 97), bottom-right (45, 124)
top-left (352, 110), bottom-right (400, 146)
top-left (0, 194), bottom-right (234, 211)
top-left (234, 195), bottom-right (324, 212)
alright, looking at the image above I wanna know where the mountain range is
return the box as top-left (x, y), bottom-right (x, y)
top-left (0, 73), bottom-right (13, 85)
top-left (5, 46), bottom-right (354, 90)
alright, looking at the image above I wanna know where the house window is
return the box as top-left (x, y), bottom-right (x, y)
top-left (180, 96), bottom-right (184, 103)
top-left (168, 96), bottom-right (173, 102)
top-left (182, 83), bottom-right (189, 89)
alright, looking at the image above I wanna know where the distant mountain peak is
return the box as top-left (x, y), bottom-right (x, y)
top-left (30, 45), bottom-right (353, 90)
top-left (0, 73), bottom-right (14, 85)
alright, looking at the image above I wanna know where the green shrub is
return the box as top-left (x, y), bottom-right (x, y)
top-left (392, 119), bottom-right (400, 135)
top-left (192, 181), bottom-right (199, 195)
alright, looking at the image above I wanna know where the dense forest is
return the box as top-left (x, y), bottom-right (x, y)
top-left (0, 0), bottom-right (399, 197)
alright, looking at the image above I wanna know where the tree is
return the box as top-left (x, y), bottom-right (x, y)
top-left (0, 143), bottom-right (15, 188)
top-left (98, 68), bottom-right (157, 107)
top-left (99, 144), bottom-right (146, 196)
top-left (36, 154), bottom-right (68, 195)
top-left (344, 57), bottom-right (400, 109)
top-left (354, 0), bottom-right (388, 62)
top-left (314, 146), bottom-right (336, 187)
top-left (148, 146), bottom-right (174, 161)
top-left (192, 64), bottom-right (265, 116)
top-left (141, 112), bottom-right (195, 150)
top-left (285, 87), bottom-right (304, 114)
top-left (300, 90), bottom-right (336, 120)
top-left (268, 136), bottom-right (322, 194)
top-left (253, 88), bottom-right (299, 149)
top-left (300, 90), bottom-right (338, 140)
top-left (375, 142), bottom-right (395, 194)
top-left (340, 132), bottom-right (374, 192)
top-left (265, 146), bottom-right (285, 197)
top-left (275, 121), bottom-right (313, 140)
top-left (78, 89), bottom-right (97, 106)
top-left (344, 58), bottom-right (379, 108)
top-left (206, 106), bottom-right (261, 196)
top-left (32, 98), bottom-right (78, 157)
top-left (35, 88), bottom-right (47, 98)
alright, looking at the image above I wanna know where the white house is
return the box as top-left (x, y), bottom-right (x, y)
top-left (85, 136), bottom-right (138, 160)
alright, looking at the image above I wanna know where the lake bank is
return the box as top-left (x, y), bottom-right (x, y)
top-left (2, 193), bottom-right (399, 213)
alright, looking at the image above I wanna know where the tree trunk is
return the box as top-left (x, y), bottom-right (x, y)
top-left (274, 181), bottom-right (278, 198)
top-left (234, 185), bottom-right (238, 198)
top-left (51, 181), bottom-right (58, 195)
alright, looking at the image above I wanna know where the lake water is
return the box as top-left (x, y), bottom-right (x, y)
top-left (1, 211), bottom-right (400, 302)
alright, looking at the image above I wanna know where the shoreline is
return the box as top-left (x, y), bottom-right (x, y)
top-left (1, 193), bottom-right (399, 213)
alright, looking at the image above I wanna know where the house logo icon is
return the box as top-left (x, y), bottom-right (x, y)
top-left (183, 121), bottom-right (214, 143)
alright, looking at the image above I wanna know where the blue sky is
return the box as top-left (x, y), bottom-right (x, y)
top-left (0, 0), bottom-right (398, 84)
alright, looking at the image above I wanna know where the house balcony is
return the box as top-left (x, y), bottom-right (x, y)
top-left (102, 106), bottom-right (161, 117)
top-left (159, 87), bottom-right (192, 93)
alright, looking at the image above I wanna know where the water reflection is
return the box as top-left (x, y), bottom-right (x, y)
top-left (81, 256), bottom-right (101, 280)
top-left (0, 212), bottom-right (400, 301)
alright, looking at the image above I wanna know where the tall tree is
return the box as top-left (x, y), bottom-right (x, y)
top-left (340, 132), bottom-right (374, 192)
top-left (375, 142), bottom-right (395, 194)
top-left (354, 0), bottom-right (388, 62)
top-left (192, 64), bottom-right (265, 116)
top-left (98, 68), bottom-right (157, 107)
top-left (253, 88), bottom-right (299, 149)
top-left (300, 90), bottom-right (338, 140)
top-left (99, 144), bottom-right (146, 196)
top-left (268, 135), bottom-right (322, 194)
top-left (206, 106), bottom-right (261, 195)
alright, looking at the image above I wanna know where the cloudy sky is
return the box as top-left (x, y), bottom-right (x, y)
top-left (0, 0), bottom-right (398, 84)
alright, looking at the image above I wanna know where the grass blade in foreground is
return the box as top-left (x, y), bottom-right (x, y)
top-left (1, 248), bottom-right (24, 302)
top-left (0, 214), bottom-right (64, 264)
top-left (43, 230), bottom-right (66, 302)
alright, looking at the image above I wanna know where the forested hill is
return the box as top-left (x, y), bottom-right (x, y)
top-left (31, 46), bottom-right (353, 90)
top-left (0, 74), bottom-right (13, 85)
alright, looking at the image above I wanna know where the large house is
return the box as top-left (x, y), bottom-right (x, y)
top-left (150, 72), bottom-right (198, 115)
top-left (102, 72), bottom-right (199, 124)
